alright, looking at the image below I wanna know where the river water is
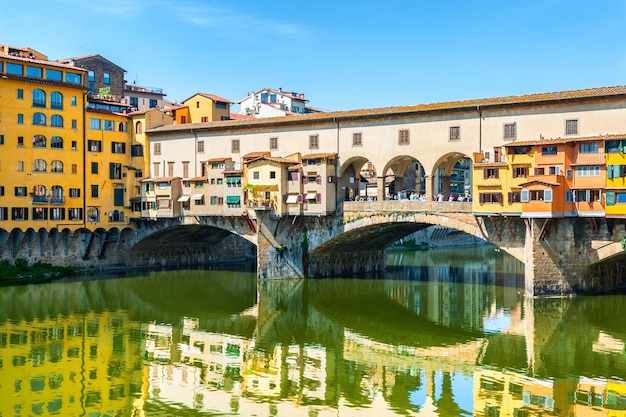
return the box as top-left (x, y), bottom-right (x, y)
top-left (0, 246), bottom-right (624, 416)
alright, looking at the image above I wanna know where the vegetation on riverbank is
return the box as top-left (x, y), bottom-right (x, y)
top-left (0, 259), bottom-right (86, 284)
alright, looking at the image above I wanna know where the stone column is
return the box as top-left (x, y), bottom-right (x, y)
top-left (424, 175), bottom-right (434, 201)
top-left (256, 211), bottom-right (305, 279)
top-left (376, 176), bottom-right (385, 201)
top-left (440, 175), bottom-right (451, 198)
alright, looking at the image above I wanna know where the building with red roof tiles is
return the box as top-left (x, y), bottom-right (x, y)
top-left (167, 92), bottom-right (233, 124)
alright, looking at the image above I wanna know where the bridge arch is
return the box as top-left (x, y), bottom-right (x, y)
top-left (382, 154), bottom-right (426, 198)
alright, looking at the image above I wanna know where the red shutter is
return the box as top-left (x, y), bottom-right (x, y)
top-left (316, 193), bottom-right (321, 204)
top-left (483, 169), bottom-right (488, 179)
top-left (297, 194), bottom-right (304, 204)
top-left (479, 193), bottom-right (485, 203)
top-left (495, 169), bottom-right (499, 179)
top-left (508, 192), bottom-right (513, 204)
top-left (316, 175), bottom-right (321, 184)
top-left (156, 200), bottom-right (160, 209)
top-left (303, 176), bottom-right (308, 184)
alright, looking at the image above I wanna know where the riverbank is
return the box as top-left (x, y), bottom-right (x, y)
top-left (0, 259), bottom-right (91, 286)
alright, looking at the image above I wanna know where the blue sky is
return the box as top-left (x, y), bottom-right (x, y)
top-left (3, 0), bottom-right (626, 111)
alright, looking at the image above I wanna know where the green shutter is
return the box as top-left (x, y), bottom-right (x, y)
top-left (226, 195), bottom-right (240, 204)
top-left (114, 188), bottom-right (124, 206)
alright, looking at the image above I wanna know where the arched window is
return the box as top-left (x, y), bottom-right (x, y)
top-left (50, 160), bottom-right (64, 173)
top-left (32, 184), bottom-right (47, 203)
top-left (32, 89), bottom-right (46, 107)
top-left (109, 210), bottom-right (124, 222)
top-left (50, 91), bottom-right (63, 109)
top-left (135, 121), bottom-right (142, 134)
top-left (87, 207), bottom-right (100, 222)
top-left (33, 159), bottom-right (47, 172)
top-left (50, 114), bottom-right (63, 127)
top-left (51, 136), bottom-right (63, 149)
top-left (51, 186), bottom-right (64, 203)
top-left (118, 122), bottom-right (126, 132)
top-left (32, 134), bottom-right (47, 147)
top-left (33, 112), bottom-right (46, 125)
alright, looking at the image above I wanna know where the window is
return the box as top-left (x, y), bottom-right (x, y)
top-left (50, 186), bottom-right (64, 203)
top-left (18, 136), bottom-right (24, 147)
top-left (88, 140), bottom-right (102, 152)
top-left (32, 89), bottom-right (46, 107)
top-left (565, 119), bottom-right (579, 135)
top-left (33, 159), bottom-right (47, 172)
top-left (574, 189), bottom-right (601, 202)
top-left (17, 89), bottom-right (23, 99)
top-left (534, 167), bottom-right (545, 175)
top-left (68, 208), bottom-right (83, 220)
top-left (91, 162), bottom-right (98, 174)
top-left (50, 92), bottom-right (63, 109)
top-left (50, 208), bottom-right (64, 220)
top-left (0, 134), bottom-right (3, 145)
top-left (50, 160), bottom-right (63, 173)
top-left (270, 171), bottom-right (276, 179)
top-left (198, 141), bottom-right (204, 152)
top-left (149, 99), bottom-right (158, 108)
top-left (483, 168), bottom-right (499, 179)
top-left (529, 190), bottom-right (547, 201)
top-left (91, 185), bottom-right (99, 198)
top-left (65, 72), bottom-right (82, 84)
top-left (71, 164), bottom-right (78, 174)
top-left (111, 142), bottom-right (126, 154)
top-left (70, 188), bottom-right (80, 198)
top-left (479, 193), bottom-right (502, 203)
top-left (6, 63), bottom-right (23, 75)
top-left (17, 161), bottom-right (24, 172)
top-left (449, 126), bottom-right (460, 141)
top-left (50, 136), bottom-right (63, 149)
top-left (17, 114), bottom-right (24, 124)
top-left (180, 115), bottom-right (187, 123)
top-left (153, 162), bottom-right (160, 177)
top-left (270, 137), bottom-right (278, 150)
top-left (167, 162), bottom-right (174, 177)
top-left (50, 114), bottom-right (63, 127)
top-left (15, 186), bottom-right (27, 197)
top-left (353, 132), bottom-right (362, 146)
top-left (135, 169), bottom-right (143, 178)
top-left (135, 121), bottom-right (143, 134)
top-left (183, 161), bottom-right (189, 178)
top-left (26, 66), bottom-right (42, 78)
top-left (253, 171), bottom-right (260, 180)
top-left (154, 142), bottom-right (161, 155)
top-left (71, 96), bottom-right (77, 106)
top-left (216, 102), bottom-right (227, 109)
top-left (0, 207), bottom-right (6, 220)
top-left (512, 167), bottom-right (528, 178)
top-left (0, 186), bottom-right (3, 196)
top-left (201, 116), bottom-right (208, 123)
top-left (579, 142), bottom-right (598, 154)
top-left (46, 69), bottom-right (62, 81)
top-left (33, 112), bottom-right (46, 125)
top-left (33, 135), bottom-right (46, 148)
top-left (90, 118), bottom-right (101, 130)
top-left (309, 134), bottom-right (319, 149)
top-left (109, 163), bottom-right (122, 179)
top-left (508, 191), bottom-right (522, 203)
top-left (504, 123), bottom-right (517, 140)
top-left (11, 208), bottom-right (28, 221)
top-left (231, 139), bottom-right (240, 153)
top-left (549, 166), bottom-right (560, 175)
top-left (87, 207), bottom-right (100, 222)
top-left (576, 166), bottom-right (600, 177)
top-left (103, 120), bottom-right (114, 131)
top-left (399, 129), bottom-right (410, 145)
top-left (131, 144), bottom-right (143, 156)
top-left (71, 119), bottom-right (77, 129)
top-left (103, 72), bottom-right (111, 85)
top-left (541, 146), bottom-right (557, 155)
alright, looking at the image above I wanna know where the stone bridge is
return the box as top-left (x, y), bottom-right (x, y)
top-left (1, 201), bottom-right (625, 296)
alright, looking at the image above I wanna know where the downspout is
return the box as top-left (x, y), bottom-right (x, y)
top-left (334, 117), bottom-right (340, 211)
top-left (477, 105), bottom-right (482, 153)
top-left (82, 91), bottom-right (87, 229)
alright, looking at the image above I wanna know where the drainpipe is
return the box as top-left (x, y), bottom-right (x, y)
top-left (477, 105), bottom-right (482, 153)
top-left (82, 91), bottom-right (87, 229)
top-left (334, 117), bottom-right (340, 211)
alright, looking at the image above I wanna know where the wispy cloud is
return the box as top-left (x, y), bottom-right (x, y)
top-left (175, 5), bottom-right (305, 38)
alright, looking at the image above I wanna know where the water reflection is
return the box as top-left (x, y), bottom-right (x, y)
top-left (0, 249), bottom-right (624, 416)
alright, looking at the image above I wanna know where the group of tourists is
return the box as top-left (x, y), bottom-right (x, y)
top-left (434, 193), bottom-right (472, 202)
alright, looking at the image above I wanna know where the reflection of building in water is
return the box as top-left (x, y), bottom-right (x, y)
top-left (0, 311), bottom-right (144, 417)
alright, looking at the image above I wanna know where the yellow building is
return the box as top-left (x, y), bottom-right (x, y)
top-left (0, 51), bottom-right (87, 231)
top-left (604, 135), bottom-right (626, 218)
top-left (171, 92), bottom-right (233, 124)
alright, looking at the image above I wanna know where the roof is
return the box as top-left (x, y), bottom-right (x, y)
top-left (302, 153), bottom-right (337, 159)
top-left (182, 92), bottom-right (232, 105)
top-left (229, 113), bottom-right (255, 120)
top-left (206, 157), bottom-right (232, 162)
top-left (518, 179), bottom-right (561, 187)
top-left (140, 176), bottom-right (181, 183)
top-left (247, 156), bottom-right (300, 165)
top-left (0, 52), bottom-right (88, 71)
top-left (242, 151), bottom-right (271, 159)
top-left (148, 85), bottom-right (626, 135)
top-left (57, 54), bottom-right (126, 72)
top-left (504, 133), bottom-right (626, 147)
top-left (188, 175), bottom-right (207, 181)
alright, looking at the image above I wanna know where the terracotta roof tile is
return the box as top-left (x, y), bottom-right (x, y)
top-left (0, 52), bottom-right (88, 71)
top-left (504, 133), bottom-right (626, 147)
top-left (181, 92), bottom-right (232, 105)
top-left (140, 176), bottom-right (181, 183)
top-left (302, 153), bottom-right (337, 159)
top-left (242, 151), bottom-right (271, 159)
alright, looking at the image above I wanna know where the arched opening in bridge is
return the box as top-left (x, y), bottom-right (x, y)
top-left (128, 224), bottom-right (256, 270)
top-left (432, 153), bottom-right (473, 201)
top-left (382, 155), bottom-right (427, 200)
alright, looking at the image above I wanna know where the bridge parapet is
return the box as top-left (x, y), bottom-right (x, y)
top-left (342, 200), bottom-right (472, 215)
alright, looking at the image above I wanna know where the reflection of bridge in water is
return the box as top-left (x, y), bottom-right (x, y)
top-left (0, 271), bottom-right (625, 415)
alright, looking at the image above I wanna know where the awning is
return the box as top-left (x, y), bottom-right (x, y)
top-left (177, 195), bottom-right (190, 202)
top-left (286, 195), bottom-right (298, 204)
top-left (306, 192), bottom-right (317, 200)
top-left (191, 194), bottom-right (204, 200)
top-left (226, 195), bottom-right (241, 204)
top-left (226, 177), bottom-right (242, 184)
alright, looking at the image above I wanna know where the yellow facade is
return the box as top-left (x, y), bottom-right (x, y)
top-left (604, 137), bottom-right (626, 218)
top-left (181, 93), bottom-right (231, 123)
top-left (0, 53), bottom-right (87, 231)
